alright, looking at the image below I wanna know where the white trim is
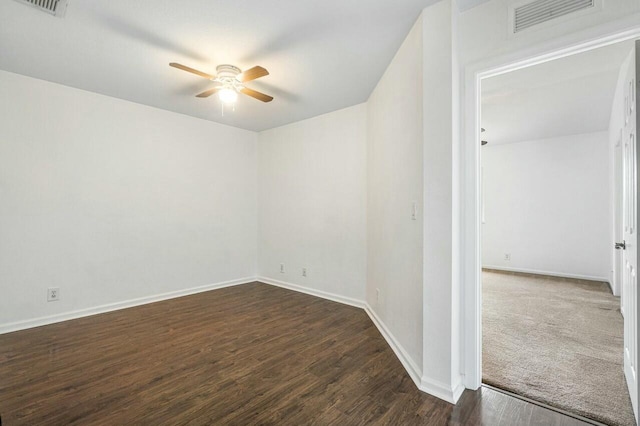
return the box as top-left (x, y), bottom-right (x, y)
top-left (420, 376), bottom-right (465, 404)
top-left (0, 277), bottom-right (256, 335)
top-left (363, 304), bottom-right (423, 388)
top-left (482, 266), bottom-right (609, 283)
top-left (462, 21), bottom-right (640, 392)
top-left (256, 276), bottom-right (366, 309)
top-left (452, 380), bottom-right (466, 403)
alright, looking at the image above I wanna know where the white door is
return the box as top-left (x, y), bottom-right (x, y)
top-left (616, 129), bottom-right (623, 299)
top-left (622, 41), bottom-right (639, 423)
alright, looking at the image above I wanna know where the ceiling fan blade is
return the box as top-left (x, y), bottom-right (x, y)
top-left (238, 66), bottom-right (269, 82)
top-left (240, 87), bottom-right (274, 103)
top-left (196, 88), bottom-right (221, 98)
top-left (170, 62), bottom-right (215, 80)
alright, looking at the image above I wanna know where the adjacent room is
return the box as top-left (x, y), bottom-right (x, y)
top-left (481, 41), bottom-right (636, 425)
top-left (1, 0), bottom-right (640, 425)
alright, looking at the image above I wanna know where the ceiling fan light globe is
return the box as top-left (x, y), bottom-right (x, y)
top-left (219, 88), bottom-right (238, 104)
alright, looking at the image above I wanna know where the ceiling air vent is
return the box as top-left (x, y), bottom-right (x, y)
top-left (513, 0), bottom-right (595, 33)
top-left (13, 0), bottom-right (68, 17)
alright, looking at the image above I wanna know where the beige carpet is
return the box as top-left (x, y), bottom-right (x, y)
top-left (483, 270), bottom-right (636, 426)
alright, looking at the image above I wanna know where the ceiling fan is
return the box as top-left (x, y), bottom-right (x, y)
top-left (169, 62), bottom-right (274, 103)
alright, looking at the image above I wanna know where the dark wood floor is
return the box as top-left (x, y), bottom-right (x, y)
top-left (0, 282), bottom-right (589, 425)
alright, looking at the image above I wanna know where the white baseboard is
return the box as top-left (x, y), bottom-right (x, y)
top-left (0, 277), bottom-right (256, 335)
top-left (364, 304), bottom-right (423, 389)
top-left (420, 375), bottom-right (465, 404)
top-left (256, 276), bottom-right (365, 309)
top-left (452, 380), bottom-right (466, 402)
top-left (483, 265), bottom-right (609, 283)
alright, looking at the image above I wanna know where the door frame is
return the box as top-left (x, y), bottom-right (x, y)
top-left (462, 24), bottom-right (640, 392)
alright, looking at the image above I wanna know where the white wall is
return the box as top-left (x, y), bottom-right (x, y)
top-left (367, 15), bottom-right (424, 372)
top-left (482, 132), bottom-right (610, 280)
top-left (257, 104), bottom-right (367, 302)
top-left (421, 0), bottom-right (462, 400)
top-left (0, 70), bottom-right (258, 328)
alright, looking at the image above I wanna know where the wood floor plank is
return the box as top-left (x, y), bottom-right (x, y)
top-left (0, 282), bottom-right (590, 425)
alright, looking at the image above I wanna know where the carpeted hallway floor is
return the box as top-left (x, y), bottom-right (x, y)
top-left (483, 270), bottom-right (636, 426)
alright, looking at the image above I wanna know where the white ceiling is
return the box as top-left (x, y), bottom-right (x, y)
top-left (481, 41), bottom-right (634, 145)
top-left (0, 0), bottom-right (446, 132)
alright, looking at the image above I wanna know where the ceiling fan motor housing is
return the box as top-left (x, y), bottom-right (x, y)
top-left (215, 64), bottom-right (244, 95)
top-left (216, 64), bottom-right (242, 81)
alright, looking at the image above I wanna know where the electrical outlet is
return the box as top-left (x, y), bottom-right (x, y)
top-left (302, 267), bottom-right (307, 277)
top-left (47, 287), bottom-right (60, 302)
top-left (280, 263), bottom-right (285, 273)
top-left (411, 202), bottom-right (418, 220)
top-left (504, 253), bottom-right (511, 261)
top-left (376, 288), bottom-right (380, 303)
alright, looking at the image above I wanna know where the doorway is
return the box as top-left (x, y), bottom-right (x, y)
top-left (463, 30), bottom-right (640, 426)
top-left (479, 42), bottom-right (634, 425)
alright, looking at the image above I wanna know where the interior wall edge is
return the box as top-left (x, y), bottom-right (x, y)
top-left (256, 276), bottom-right (365, 309)
top-left (420, 375), bottom-right (465, 405)
top-left (364, 305), bottom-right (423, 388)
